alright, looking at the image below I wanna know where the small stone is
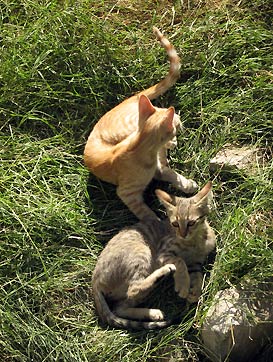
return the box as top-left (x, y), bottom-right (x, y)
top-left (201, 283), bottom-right (273, 362)
top-left (209, 145), bottom-right (262, 175)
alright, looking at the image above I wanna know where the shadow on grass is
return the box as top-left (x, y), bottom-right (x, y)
top-left (86, 174), bottom-right (137, 244)
top-left (85, 174), bottom-right (178, 241)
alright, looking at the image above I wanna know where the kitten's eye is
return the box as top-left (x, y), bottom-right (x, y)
top-left (188, 220), bottom-right (196, 227)
top-left (172, 220), bottom-right (179, 228)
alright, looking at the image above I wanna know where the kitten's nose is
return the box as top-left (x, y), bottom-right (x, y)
top-left (178, 226), bottom-right (187, 238)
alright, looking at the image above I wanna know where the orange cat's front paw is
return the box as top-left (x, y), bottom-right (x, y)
top-left (174, 176), bottom-right (198, 194)
top-left (182, 179), bottom-right (198, 194)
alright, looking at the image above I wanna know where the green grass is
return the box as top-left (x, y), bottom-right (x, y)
top-left (1, 0), bottom-right (272, 361)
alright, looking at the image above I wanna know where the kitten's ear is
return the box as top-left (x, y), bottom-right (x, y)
top-left (194, 181), bottom-right (213, 212)
top-left (155, 189), bottom-right (177, 210)
top-left (162, 107), bottom-right (175, 132)
top-left (138, 95), bottom-right (155, 129)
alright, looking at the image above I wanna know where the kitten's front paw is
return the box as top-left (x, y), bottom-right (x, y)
top-left (187, 287), bottom-right (201, 304)
top-left (174, 272), bottom-right (190, 299)
top-left (175, 285), bottom-right (189, 299)
top-left (127, 285), bottom-right (141, 299)
top-left (177, 285), bottom-right (190, 299)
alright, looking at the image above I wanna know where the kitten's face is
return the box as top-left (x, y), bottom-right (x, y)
top-left (169, 199), bottom-right (207, 240)
top-left (156, 182), bottom-right (213, 241)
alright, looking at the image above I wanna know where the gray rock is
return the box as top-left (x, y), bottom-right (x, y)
top-left (209, 145), bottom-right (262, 175)
top-left (201, 283), bottom-right (273, 362)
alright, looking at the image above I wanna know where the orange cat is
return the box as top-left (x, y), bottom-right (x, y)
top-left (84, 27), bottom-right (197, 220)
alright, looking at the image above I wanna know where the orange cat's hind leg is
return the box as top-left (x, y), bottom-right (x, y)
top-left (116, 185), bottom-right (158, 220)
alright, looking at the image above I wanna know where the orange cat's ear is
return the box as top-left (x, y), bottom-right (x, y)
top-left (138, 95), bottom-right (155, 128)
top-left (162, 107), bottom-right (175, 132)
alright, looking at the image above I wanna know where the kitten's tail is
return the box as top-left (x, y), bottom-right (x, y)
top-left (94, 289), bottom-right (172, 330)
top-left (139, 27), bottom-right (181, 101)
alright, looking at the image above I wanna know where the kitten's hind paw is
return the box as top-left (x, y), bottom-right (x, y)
top-left (163, 263), bottom-right (176, 274)
top-left (148, 309), bottom-right (165, 321)
top-left (155, 264), bottom-right (176, 284)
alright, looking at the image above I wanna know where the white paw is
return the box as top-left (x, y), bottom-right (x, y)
top-left (164, 263), bottom-right (176, 273)
top-left (182, 179), bottom-right (198, 194)
top-left (165, 137), bottom-right (177, 150)
top-left (149, 309), bottom-right (164, 321)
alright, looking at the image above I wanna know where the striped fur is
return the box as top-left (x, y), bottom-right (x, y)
top-left (139, 27), bottom-right (181, 100)
top-left (94, 289), bottom-right (172, 330)
top-left (92, 183), bottom-right (216, 330)
top-left (84, 27), bottom-right (197, 220)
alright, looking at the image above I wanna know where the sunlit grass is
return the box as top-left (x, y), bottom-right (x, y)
top-left (1, 0), bottom-right (272, 361)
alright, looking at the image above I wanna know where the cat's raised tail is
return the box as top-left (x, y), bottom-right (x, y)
top-left (139, 27), bottom-right (181, 100)
top-left (94, 289), bottom-right (172, 330)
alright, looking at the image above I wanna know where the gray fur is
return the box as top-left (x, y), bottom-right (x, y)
top-left (92, 182), bottom-right (216, 329)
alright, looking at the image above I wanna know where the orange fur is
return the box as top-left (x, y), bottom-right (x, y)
top-left (84, 27), bottom-right (197, 220)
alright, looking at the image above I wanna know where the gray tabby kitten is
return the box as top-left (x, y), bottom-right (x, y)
top-left (92, 182), bottom-right (216, 330)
